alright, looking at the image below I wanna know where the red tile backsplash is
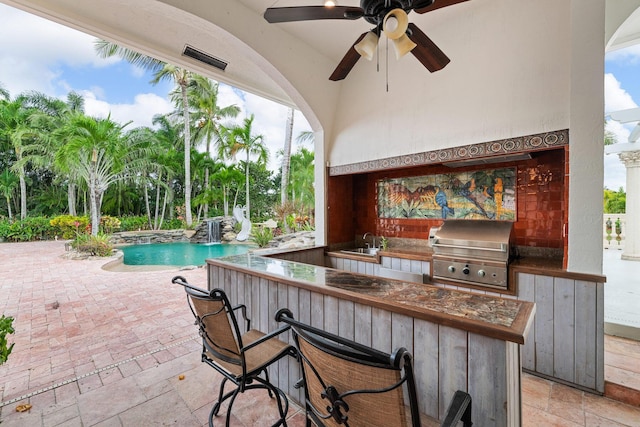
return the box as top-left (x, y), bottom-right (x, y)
top-left (327, 148), bottom-right (567, 259)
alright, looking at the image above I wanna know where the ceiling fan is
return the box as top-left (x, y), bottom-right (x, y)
top-left (264, 0), bottom-right (470, 81)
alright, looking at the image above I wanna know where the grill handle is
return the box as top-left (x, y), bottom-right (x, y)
top-left (432, 242), bottom-right (507, 252)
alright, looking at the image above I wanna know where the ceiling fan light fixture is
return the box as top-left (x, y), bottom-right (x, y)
top-left (354, 31), bottom-right (379, 60)
top-left (383, 8), bottom-right (409, 40)
top-left (324, 0), bottom-right (337, 7)
top-left (392, 34), bottom-right (417, 59)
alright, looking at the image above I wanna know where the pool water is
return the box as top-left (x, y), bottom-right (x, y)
top-left (120, 242), bottom-right (252, 266)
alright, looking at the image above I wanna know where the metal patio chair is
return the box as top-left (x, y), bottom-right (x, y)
top-left (172, 276), bottom-right (296, 427)
top-left (276, 308), bottom-right (473, 427)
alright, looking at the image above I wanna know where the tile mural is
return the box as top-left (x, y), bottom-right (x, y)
top-left (377, 168), bottom-right (516, 220)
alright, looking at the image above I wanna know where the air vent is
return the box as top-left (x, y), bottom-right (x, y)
top-left (182, 45), bottom-right (227, 71)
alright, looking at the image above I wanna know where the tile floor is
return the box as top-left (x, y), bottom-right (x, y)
top-left (0, 241), bottom-right (639, 426)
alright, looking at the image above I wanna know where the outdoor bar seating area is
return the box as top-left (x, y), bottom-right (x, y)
top-left (180, 249), bottom-right (536, 427)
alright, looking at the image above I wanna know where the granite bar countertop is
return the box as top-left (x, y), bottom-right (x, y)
top-left (208, 253), bottom-right (536, 344)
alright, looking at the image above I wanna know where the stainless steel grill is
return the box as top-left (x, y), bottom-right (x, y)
top-left (431, 220), bottom-right (514, 290)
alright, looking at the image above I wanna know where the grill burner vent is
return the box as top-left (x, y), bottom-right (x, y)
top-left (432, 220), bottom-right (514, 290)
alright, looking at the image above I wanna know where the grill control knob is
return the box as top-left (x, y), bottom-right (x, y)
top-left (448, 266), bottom-right (455, 273)
top-left (478, 270), bottom-right (486, 277)
top-left (462, 266), bottom-right (470, 275)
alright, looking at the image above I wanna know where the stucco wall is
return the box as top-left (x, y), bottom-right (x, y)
top-left (328, 0), bottom-right (571, 167)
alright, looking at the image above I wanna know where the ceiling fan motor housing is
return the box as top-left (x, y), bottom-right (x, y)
top-left (360, 0), bottom-right (428, 24)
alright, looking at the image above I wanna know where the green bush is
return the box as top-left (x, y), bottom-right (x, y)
top-left (71, 233), bottom-right (113, 257)
top-left (0, 219), bottom-right (11, 242)
top-left (0, 216), bottom-right (56, 242)
top-left (251, 226), bottom-right (273, 248)
top-left (100, 215), bottom-right (121, 234)
top-left (49, 215), bottom-right (90, 239)
top-left (0, 314), bottom-right (15, 365)
top-left (118, 216), bottom-right (149, 231)
top-left (161, 218), bottom-right (185, 230)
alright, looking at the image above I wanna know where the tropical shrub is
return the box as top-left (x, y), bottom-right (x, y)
top-left (251, 226), bottom-right (273, 248)
top-left (0, 217), bottom-right (55, 242)
top-left (161, 218), bottom-right (185, 230)
top-left (0, 219), bottom-right (12, 242)
top-left (0, 314), bottom-right (15, 365)
top-left (71, 233), bottom-right (113, 257)
top-left (118, 216), bottom-right (149, 231)
top-left (50, 215), bottom-right (90, 239)
top-left (100, 215), bottom-right (121, 234)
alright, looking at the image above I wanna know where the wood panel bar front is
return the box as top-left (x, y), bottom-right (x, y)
top-left (207, 254), bottom-right (535, 426)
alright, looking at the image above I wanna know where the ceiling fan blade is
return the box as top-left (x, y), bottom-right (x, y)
top-left (407, 23), bottom-right (450, 72)
top-left (264, 6), bottom-right (364, 23)
top-left (414, 0), bottom-right (470, 14)
top-left (329, 32), bottom-right (368, 81)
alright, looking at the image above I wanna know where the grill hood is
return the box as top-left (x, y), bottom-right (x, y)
top-left (431, 220), bottom-right (515, 290)
top-left (433, 220), bottom-right (514, 262)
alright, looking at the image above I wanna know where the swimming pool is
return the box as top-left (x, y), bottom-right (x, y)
top-left (120, 242), bottom-right (252, 266)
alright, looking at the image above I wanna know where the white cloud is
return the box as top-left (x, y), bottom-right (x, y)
top-left (82, 91), bottom-right (174, 129)
top-left (604, 73), bottom-right (636, 191)
top-left (215, 84), bottom-right (312, 171)
top-left (604, 152), bottom-right (626, 191)
top-left (604, 73), bottom-right (637, 114)
top-left (0, 4), bottom-right (109, 96)
top-left (606, 44), bottom-right (640, 64)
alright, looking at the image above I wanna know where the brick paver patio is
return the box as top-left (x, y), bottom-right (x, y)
top-left (0, 241), bottom-right (305, 426)
top-left (1, 241), bottom-right (640, 426)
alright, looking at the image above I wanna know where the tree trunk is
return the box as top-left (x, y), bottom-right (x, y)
top-left (281, 108), bottom-right (294, 204)
top-left (18, 166), bottom-right (26, 220)
top-left (89, 171), bottom-right (100, 236)
top-left (182, 83), bottom-right (193, 227)
top-left (68, 182), bottom-right (77, 216)
top-left (159, 186), bottom-right (169, 230)
top-left (223, 184), bottom-right (229, 217)
top-left (154, 171), bottom-right (162, 230)
top-left (5, 196), bottom-right (12, 220)
top-left (204, 167), bottom-right (209, 218)
top-left (143, 182), bottom-right (152, 230)
top-left (245, 150), bottom-right (250, 220)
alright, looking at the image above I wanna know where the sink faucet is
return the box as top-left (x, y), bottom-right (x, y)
top-left (363, 232), bottom-right (376, 248)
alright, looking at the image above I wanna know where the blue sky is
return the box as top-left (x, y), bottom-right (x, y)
top-left (0, 3), bottom-right (312, 171)
top-left (604, 45), bottom-right (640, 191)
top-left (0, 3), bottom-right (636, 190)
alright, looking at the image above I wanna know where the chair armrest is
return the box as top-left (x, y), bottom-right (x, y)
top-left (231, 304), bottom-right (250, 329)
top-left (241, 324), bottom-right (292, 352)
top-left (440, 390), bottom-right (472, 427)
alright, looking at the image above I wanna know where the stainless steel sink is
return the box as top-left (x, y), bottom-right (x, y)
top-left (340, 247), bottom-right (379, 256)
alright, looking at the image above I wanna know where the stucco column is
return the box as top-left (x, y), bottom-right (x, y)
top-left (619, 151), bottom-right (640, 260)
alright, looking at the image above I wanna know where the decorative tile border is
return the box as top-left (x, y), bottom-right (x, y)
top-left (329, 129), bottom-right (569, 176)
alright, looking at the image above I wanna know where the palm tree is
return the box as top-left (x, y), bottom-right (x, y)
top-left (20, 91), bottom-right (86, 216)
top-left (94, 40), bottom-right (196, 227)
top-left (0, 169), bottom-right (18, 219)
top-left (187, 75), bottom-right (240, 217)
top-left (281, 108), bottom-right (294, 204)
top-left (56, 114), bottom-right (157, 235)
top-left (289, 147), bottom-right (315, 216)
top-left (211, 164), bottom-right (244, 217)
top-left (149, 114), bottom-right (182, 229)
top-left (218, 115), bottom-right (268, 220)
top-left (0, 93), bottom-right (40, 219)
top-left (0, 83), bottom-right (9, 102)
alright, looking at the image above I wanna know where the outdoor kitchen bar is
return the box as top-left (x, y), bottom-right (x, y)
top-left (207, 251), bottom-right (536, 427)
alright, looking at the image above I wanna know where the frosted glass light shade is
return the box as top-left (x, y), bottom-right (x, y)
top-left (383, 9), bottom-right (409, 40)
top-left (392, 34), bottom-right (417, 59)
top-left (324, 0), bottom-right (337, 6)
top-left (354, 31), bottom-right (379, 60)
